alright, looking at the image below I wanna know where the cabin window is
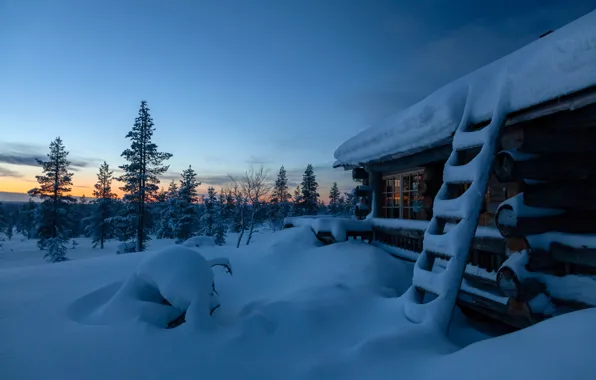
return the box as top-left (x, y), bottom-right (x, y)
top-left (381, 170), bottom-right (423, 219)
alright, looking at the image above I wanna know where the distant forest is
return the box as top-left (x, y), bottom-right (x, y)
top-left (0, 101), bottom-right (359, 262)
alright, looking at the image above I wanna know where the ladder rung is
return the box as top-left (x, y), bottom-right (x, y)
top-left (413, 266), bottom-right (443, 295)
top-left (423, 223), bottom-right (464, 258)
top-left (453, 129), bottom-right (488, 150)
top-left (423, 240), bottom-right (456, 259)
top-left (443, 161), bottom-right (478, 183)
top-left (433, 198), bottom-right (466, 220)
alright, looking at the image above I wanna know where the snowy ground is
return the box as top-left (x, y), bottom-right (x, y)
top-left (1, 228), bottom-right (596, 380)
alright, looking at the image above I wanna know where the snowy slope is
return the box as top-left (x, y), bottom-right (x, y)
top-left (334, 9), bottom-right (596, 167)
top-left (1, 229), bottom-right (596, 380)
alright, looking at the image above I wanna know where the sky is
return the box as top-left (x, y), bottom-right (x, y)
top-left (0, 0), bottom-right (594, 202)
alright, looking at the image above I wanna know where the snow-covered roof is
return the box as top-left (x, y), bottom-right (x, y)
top-left (334, 10), bottom-right (596, 168)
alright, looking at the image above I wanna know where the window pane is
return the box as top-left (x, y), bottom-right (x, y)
top-left (387, 207), bottom-right (394, 218)
top-left (402, 175), bottom-right (410, 192)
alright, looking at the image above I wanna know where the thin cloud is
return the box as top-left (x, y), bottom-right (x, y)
top-left (0, 142), bottom-right (101, 169)
top-left (245, 155), bottom-right (272, 165)
top-left (0, 166), bottom-right (24, 178)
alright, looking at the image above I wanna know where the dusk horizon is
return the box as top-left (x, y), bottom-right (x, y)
top-left (2, 1), bottom-right (594, 201)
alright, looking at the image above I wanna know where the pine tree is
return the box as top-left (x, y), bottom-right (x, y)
top-left (173, 166), bottom-right (201, 242)
top-left (300, 164), bottom-right (319, 215)
top-left (117, 101), bottom-right (172, 251)
top-left (17, 199), bottom-right (37, 239)
top-left (0, 202), bottom-right (6, 238)
top-left (86, 162), bottom-right (117, 248)
top-left (270, 165), bottom-right (292, 230)
top-left (27, 137), bottom-right (75, 262)
top-left (156, 181), bottom-right (179, 239)
top-left (213, 195), bottom-right (227, 246)
top-left (291, 185), bottom-right (303, 216)
top-left (328, 182), bottom-right (341, 215)
top-left (201, 187), bottom-right (217, 236)
top-left (343, 190), bottom-right (358, 217)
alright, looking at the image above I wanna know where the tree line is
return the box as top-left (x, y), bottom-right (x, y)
top-left (0, 101), bottom-right (359, 262)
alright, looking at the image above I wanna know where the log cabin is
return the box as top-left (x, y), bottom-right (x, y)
top-left (333, 10), bottom-right (596, 328)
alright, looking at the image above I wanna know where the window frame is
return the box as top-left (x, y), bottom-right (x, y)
top-left (381, 168), bottom-right (424, 219)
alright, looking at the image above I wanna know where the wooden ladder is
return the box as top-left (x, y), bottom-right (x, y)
top-left (402, 83), bottom-right (510, 333)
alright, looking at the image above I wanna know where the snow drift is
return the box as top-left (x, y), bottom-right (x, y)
top-left (77, 246), bottom-right (231, 329)
top-left (1, 229), bottom-right (596, 380)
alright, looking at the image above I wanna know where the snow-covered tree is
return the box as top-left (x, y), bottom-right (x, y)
top-left (156, 181), bottom-right (179, 239)
top-left (27, 137), bottom-right (75, 262)
top-left (201, 187), bottom-right (217, 237)
top-left (328, 182), bottom-right (341, 215)
top-left (343, 189), bottom-right (358, 217)
top-left (300, 164), bottom-right (319, 215)
top-left (173, 165), bottom-right (201, 242)
top-left (227, 179), bottom-right (248, 246)
top-left (86, 162), bottom-right (117, 248)
top-left (291, 185), bottom-right (303, 216)
top-left (44, 237), bottom-right (68, 263)
top-left (213, 196), bottom-right (227, 246)
top-left (5, 221), bottom-right (13, 240)
top-left (269, 165), bottom-right (292, 230)
top-left (16, 199), bottom-right (37, 239)
top-left (0, 202), bottom-right (5, 234)
top-left (117, 100), bottom-right (172, 251)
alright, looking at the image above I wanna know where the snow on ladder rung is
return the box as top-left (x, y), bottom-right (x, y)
top-left (443, 161), bottom-right (478, 183)
top-left (432, 198), bottom-right (466, 220)
top-left (423, 239), bottom-right (455, 259)
top-left (412, 266), bottom-right (443, 296)
top-left (453, 129), bottom-right (488, 151)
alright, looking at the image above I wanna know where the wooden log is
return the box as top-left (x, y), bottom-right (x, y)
top-left (352, 168), bottom-right (368, 180)
top-left (523, 181), bottom-right (596, 212)
top-left (493, 150), bottom-right (596, 182)
top-left (354, 185), bottom-right (372, 197)
top-left (374, 227), bottom-right (425, 240)
top-left (496, 205), bottom-right (596, 237)
top-left (549, 242), bottom-right (596, 269)
top-left (500, 125), bottom-right (596, 153)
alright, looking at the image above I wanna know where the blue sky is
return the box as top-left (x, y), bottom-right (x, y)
top-left (0, 0), bottom-right (594, 200)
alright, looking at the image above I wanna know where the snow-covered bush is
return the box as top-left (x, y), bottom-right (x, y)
top-left (95, 246), bottom-right (232, 329)
top-left (44, 237), bottom-right (69, 263)
top-left (181, 235), bottom-right (216, 248)
top-left (116, 241), bottom-right (137, 254)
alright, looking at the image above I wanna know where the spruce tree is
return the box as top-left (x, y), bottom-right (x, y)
top-left (0, 202), bottom-right (6, 238)
top-left (300, 164), bottom-right (319, 215)
top-left (343, 190), bottom-right (358, 217)
top-left (86, 162), bottom-right (117, 248)
top-left (291, 185), bottom-right (303, 216)
top-left (17, 199), bottom-right (37, 239)
top-left (117, 100), bottom-right (172, 251)
top-left (213, 195), bottom-right (227, 246)
top-left (328, 182), bottom-right (341, 215)
top-left (27, 137), bottom-right (75, 262)
top-left (173, 166), bottom-right (201, 242)
top-left (201, 187), bottom-right (217, 236)
top-left (156, 181), bottom-right (179, 239)
top-left (270, 165), bottom-right (292, 229)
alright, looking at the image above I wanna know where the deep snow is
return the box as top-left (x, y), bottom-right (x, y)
top-left (1, 228), bottom-right (596, 380)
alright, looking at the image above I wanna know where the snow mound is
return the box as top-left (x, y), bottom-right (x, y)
top-left (284, 216), bottom-right (372, 242)
top-left (267, 226), bottom-right (323, 250)
top-left (116, 241), bottom-right (136, 254)
top-left (83, 246), bottom-right (231, 329)
top-left (181, 236), bottom-right (216, 248)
